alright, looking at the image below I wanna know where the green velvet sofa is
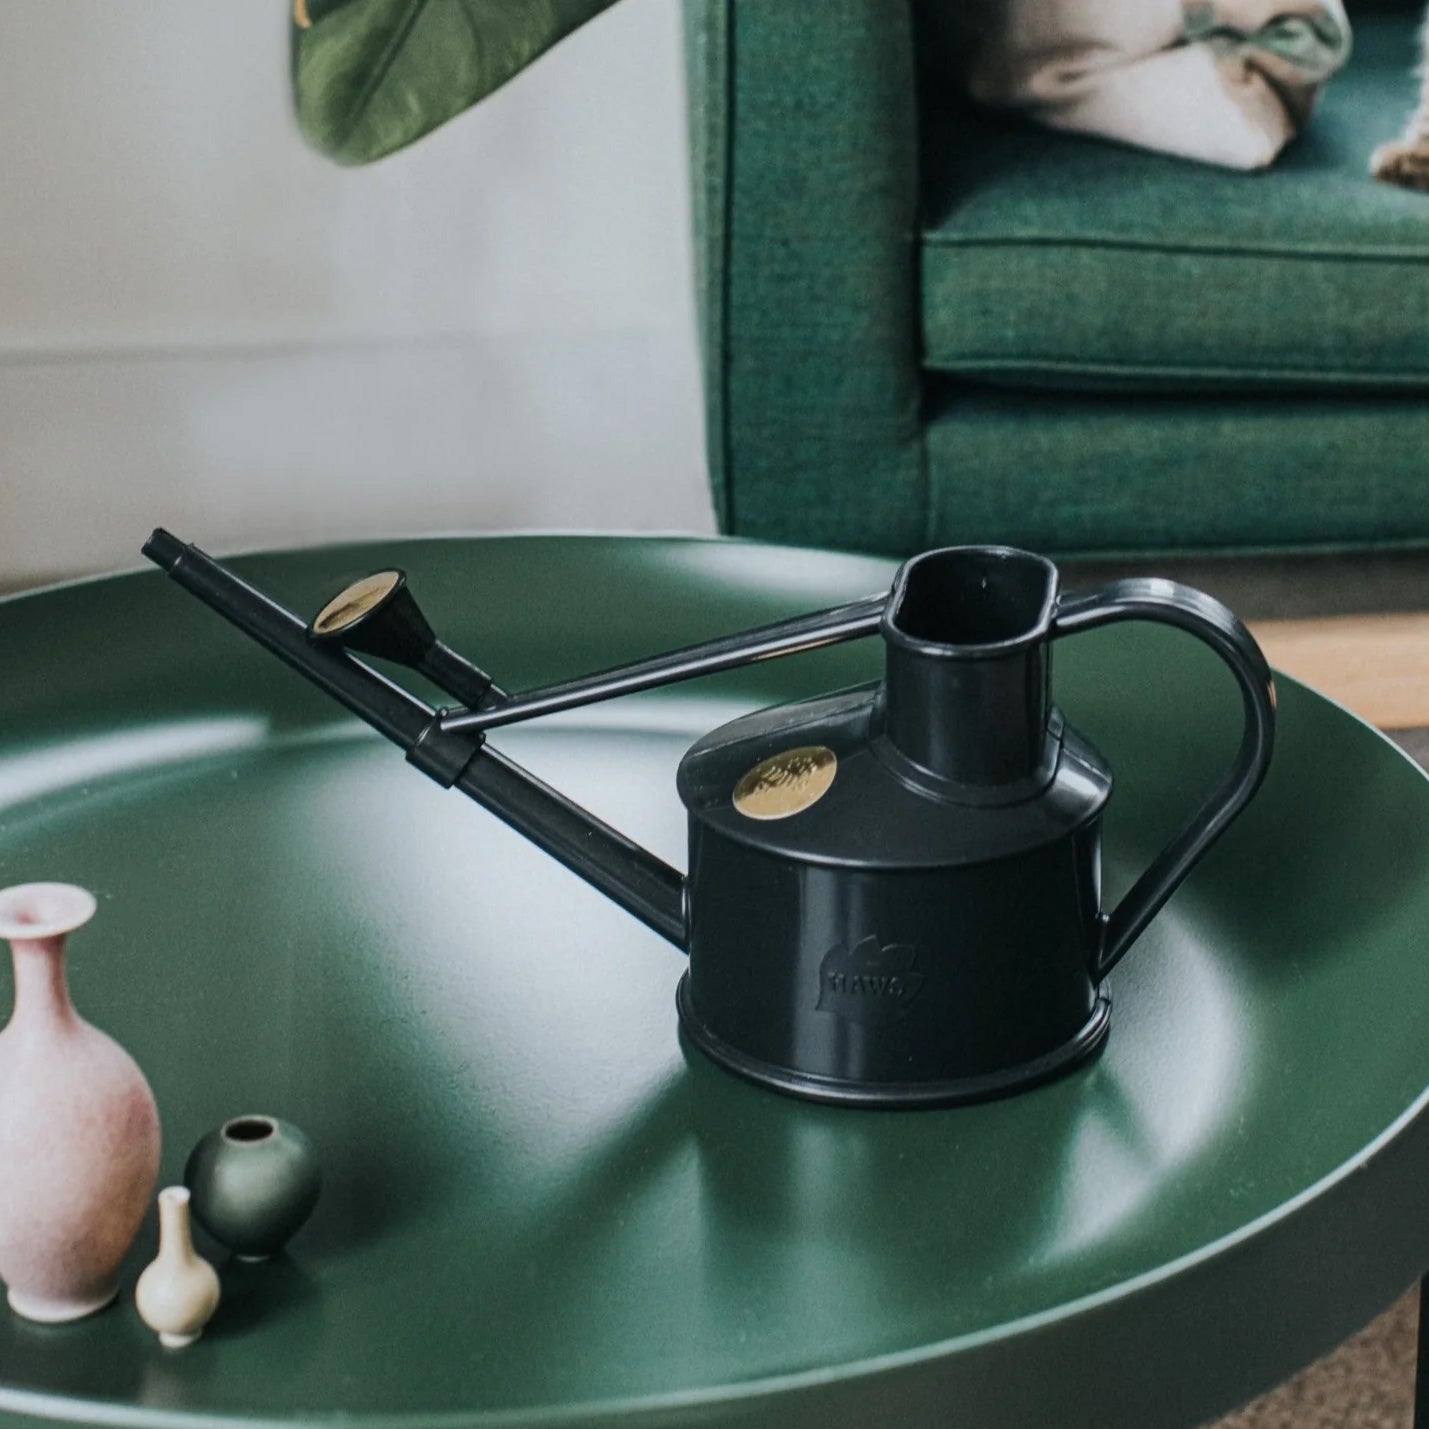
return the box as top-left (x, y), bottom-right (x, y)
top-left (682, 0), bottom-right (1429, 558)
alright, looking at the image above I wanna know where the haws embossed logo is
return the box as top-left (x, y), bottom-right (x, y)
top-left (816, 937), bottom-right (924, 1025)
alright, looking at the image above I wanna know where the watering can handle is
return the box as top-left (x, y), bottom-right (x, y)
top-left (1052, 579), bottom-right (1276, 980)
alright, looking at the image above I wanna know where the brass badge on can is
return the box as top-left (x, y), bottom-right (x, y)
top-left (732, 745), bottom-right (837, 821)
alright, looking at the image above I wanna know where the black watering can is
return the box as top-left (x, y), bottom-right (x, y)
top-left (144, 533), bottom-right (1275, 1108)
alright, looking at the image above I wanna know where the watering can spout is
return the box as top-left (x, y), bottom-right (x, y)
top-left (143, 531), bottom-right (887, 956)
top-left (141, 530), bottom-right (689, 949)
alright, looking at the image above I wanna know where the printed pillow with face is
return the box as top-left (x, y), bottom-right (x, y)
top-left (945, 0), bottom-right (1352, 169)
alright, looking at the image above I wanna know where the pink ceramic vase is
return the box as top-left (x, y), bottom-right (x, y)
top-left (0, 883), bottom-right (161, 1322)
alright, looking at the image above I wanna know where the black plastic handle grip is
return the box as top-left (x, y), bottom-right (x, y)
top-left (1053, 578), bottom-right (1276, 979)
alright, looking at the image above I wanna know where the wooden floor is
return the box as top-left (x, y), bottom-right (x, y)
top-left (1253, 613), bottom-right (1429, 730)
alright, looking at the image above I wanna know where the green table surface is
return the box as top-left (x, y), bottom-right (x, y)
top-left (0, 534), bottom-right (1427, 1429)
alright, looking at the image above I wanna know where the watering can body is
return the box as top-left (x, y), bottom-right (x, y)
top-left (672, 546), bottom-right (1273, 1105)
top-left (677, 690), bottom-right (1113, 1105)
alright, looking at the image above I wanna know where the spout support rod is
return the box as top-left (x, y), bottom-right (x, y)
top-left (438, 593), bottom-right (887, 737)
top-left (142, 530), bottom-right (688, 949)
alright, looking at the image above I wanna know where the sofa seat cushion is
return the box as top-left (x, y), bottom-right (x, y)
top-left (920, 14), bottom-right (1429, 391)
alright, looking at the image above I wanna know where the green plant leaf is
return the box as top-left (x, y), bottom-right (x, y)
top-left (291, 0), bottom-right (622, 165)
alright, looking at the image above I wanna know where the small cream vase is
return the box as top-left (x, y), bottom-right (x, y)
top-left (135, 1187), bottom-right (221, 1348)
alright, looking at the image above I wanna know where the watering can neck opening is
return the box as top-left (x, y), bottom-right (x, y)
top-left (879, 547), bottom-right (1059, 788)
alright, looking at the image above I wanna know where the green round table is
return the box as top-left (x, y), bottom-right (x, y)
top-left (0, 535), bottom-right (1427, 1429)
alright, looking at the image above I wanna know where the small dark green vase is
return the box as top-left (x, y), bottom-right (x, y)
top-left (183, 1115), bottom-right (321, 1261)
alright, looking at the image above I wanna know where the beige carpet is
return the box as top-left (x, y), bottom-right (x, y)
top-left (1210, 1290), bottom-right (1417, 1427)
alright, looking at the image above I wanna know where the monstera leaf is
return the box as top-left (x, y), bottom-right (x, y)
top-left (292, 0), bottom-right (622, 165)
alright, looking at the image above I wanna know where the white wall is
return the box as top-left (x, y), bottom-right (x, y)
top-left (0, 0), bottom-right (711, 585)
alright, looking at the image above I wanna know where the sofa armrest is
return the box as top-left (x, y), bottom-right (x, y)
top-left (683, 0), bottom-right (925, 551)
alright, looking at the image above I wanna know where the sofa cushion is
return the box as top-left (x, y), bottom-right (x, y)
top-left (920, 14), bottom-right (1429, 390)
